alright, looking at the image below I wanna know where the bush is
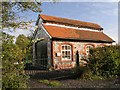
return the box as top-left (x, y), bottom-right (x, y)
top-left (88, 45), bottom-right (120, 78)
top-left (16, 34), bottom-right (33, 64)
top-left (2, 33), bottom-right (29, 89)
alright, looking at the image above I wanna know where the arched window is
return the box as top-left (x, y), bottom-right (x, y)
top-left (86, 45), bottom-right (94, 55)
top-left (61, 44), bottom-right (72, 60)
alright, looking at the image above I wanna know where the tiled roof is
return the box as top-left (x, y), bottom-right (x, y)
top-left (43, 25), bottom-right (114, 42)
top-left (40, 14), bottom-right (103, 30)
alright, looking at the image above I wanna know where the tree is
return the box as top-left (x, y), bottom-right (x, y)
top-left (2, 33), bottom-right (29, 88)
top-left (16, 35), bottom-right (30, 49)
top-left (1, 1), bottom-right (42, 28)
top-left (1, 1), bottom-right (57, 88)
top-left (16, 34), bottom-right (33, 64)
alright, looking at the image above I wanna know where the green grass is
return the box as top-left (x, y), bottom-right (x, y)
top-left (38, 80), bottom-right (61, 87)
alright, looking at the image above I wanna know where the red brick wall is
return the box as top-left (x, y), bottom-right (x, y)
top-left (52, 40), bottom-right (111, 69)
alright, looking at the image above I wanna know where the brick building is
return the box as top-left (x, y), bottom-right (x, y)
top-left (33, 14), bottom-right (114, 69)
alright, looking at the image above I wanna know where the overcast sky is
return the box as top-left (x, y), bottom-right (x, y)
top-left (4, 1), bottom-right (119, 43)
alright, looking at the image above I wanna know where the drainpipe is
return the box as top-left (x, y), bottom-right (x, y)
top-left (76, 50), bottom-right (79, 67)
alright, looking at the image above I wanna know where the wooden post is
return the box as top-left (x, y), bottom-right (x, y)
top-left (32, 42), bottom-right (36, 66)
top-left (76, 50), bottom-right (79, 67)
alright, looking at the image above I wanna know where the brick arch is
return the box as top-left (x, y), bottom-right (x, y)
top-left (60, 42), bottom-right (73, 46)
top-left (84, 44), bottom-right (95, 55)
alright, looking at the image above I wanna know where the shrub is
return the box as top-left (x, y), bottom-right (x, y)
top-left (16, 34), bottom-right (33, 64)
top-left (88, 45), bottom-right (120, 78)
top-left (2, 33), bottom-right (29, 89)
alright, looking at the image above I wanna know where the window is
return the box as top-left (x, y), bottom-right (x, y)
top-left (86, 45), bottom-right (94, 55)
top-left (61, 44), bottom-right (72, 60)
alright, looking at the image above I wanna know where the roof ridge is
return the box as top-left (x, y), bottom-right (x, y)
top-left (40, 14), bottom-right (98, 25)
top-left (39, 14), bottom-right (103, 30)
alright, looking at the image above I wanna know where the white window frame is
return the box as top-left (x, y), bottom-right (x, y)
top-left (61, 44), bottom-right (72, 61)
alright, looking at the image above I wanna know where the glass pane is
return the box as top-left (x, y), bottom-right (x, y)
top-left (62, 51), bottom-right (65, 56)
top-left (68, 56), bottom-right (70, 59)
top-left (87, 51), bottom-right (89, 53)
top-left (67, 51), bottom-right (70, 55)
top-left (65, 56), bottom-right (67, 58)
top-left (67, 46), bottom-right (70, 50)
top-left (62, 46), bottom-right (65, 50)
top-left (62, 46), bottom-right (64, 50)
top-left (65, 51), bottom-right (67, 55)
top-left (65, 46), bottom-right (67, 50)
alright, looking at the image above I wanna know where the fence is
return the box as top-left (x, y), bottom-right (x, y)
top-left (25, 58), bottom-right (48, 70)
top-left (35, 58), bottom-right (48, 66)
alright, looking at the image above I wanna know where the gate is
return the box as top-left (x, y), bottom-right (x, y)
top-left (34, 58), bottom-right (48, 69)
top-left (25, 58), bottom-right (48, 71)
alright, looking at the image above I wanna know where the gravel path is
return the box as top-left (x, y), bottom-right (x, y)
top-left (59, 79), bottom-right (120, 88)
top-left (29, 78), bottom-right (120, 88)
top-left (26, 69), bottom-right (120, 89)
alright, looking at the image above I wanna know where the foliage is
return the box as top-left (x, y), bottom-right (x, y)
top-left (79, 66), bottom-right (104, 80)
top-left (72, 66), bottom-right (83, 77)
top-left (88, 45), bottom-right (120, 78)
top-left (2, 33), bottom-right (29, 89)
top-left (73, 45), bottom-right (120, 80)
top-left (2, 1), bottom-right (41, 28)
top-left (16, 34), bottom-right (33, 64)
top-left (72, 65), bottom-right (93, 80)
top-left (1, 1), bottom-right (57, 29)
top-left (39, 80), bottom-right (61, 87)
top-left (16, 35), bottom-right (30, 49)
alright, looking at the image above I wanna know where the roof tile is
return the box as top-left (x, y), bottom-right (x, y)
top-left (43, 24), bottom-right (114, 42)
top-left (40, 14), bottom-right (103, 30)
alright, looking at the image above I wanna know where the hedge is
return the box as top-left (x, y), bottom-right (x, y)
top-left (88, 45), bottom-right (120, 78)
